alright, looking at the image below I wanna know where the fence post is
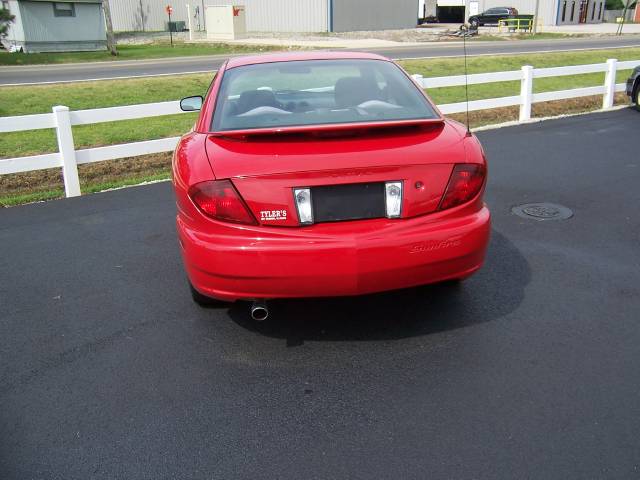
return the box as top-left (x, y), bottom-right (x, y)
top-left (603, 58), bottom-right (617, 109)
top-left (53, 105), bottom-right (81, 198)
top-left (519, 65), bottom-right (533, 122)
top-left (411, 74), bottom-right (424, 89)
top-left (186, 4), bottom-right (193, 41)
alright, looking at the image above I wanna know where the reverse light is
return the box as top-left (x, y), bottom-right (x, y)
top-left (385, 181), bottom-right (403, 218)
top-left (439, 164), bottom-right (486, 211)
top-left (189, 180), bottom-right (257, 225)
top-left (294, 188), bottom-right (313, 224)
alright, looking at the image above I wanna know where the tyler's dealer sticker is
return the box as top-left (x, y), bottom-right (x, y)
top-left (260, 210), bottom-right (287, 221)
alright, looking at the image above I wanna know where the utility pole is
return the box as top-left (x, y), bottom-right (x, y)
top-left (102, 0), bottom-right (117, 55)
top-left (532, 0), bottom-right (540, 34)
top-left (617, 0), bottom-right (633, 35)
top-left (166, 5), bottom-right (174, 47)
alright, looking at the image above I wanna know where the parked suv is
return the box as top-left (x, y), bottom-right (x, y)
top-left (469, 7), bottom-right (518, 27)
top-left (626, 66), bottom-right (640, 111)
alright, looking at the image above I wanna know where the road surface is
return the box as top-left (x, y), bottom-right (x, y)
top-left (1, 109), bottom-right (640, 479)
top-left (1, 36), bottom-right (639, 85)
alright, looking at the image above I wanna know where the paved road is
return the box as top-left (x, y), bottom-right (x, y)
top-left (2, 36), bottom-right (640, 85)
top-left (1, 109), bottom-right (640, 479)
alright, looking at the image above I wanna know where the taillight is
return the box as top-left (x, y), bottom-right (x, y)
top-left (189, 180), bottom-right (257, 225)
top-left (439, 164), bottom-right (486, 211)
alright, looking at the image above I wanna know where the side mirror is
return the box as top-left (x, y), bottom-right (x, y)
top-left (180, 95), bottom-right (203, 111)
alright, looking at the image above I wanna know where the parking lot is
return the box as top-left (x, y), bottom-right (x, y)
top-left (1, 108), bottom-right (639, 479)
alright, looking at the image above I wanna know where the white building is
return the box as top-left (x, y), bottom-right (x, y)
top-left (418, 0), bottom-right (604, 25)
top-left (107, 0), bottom-right (420, 33)
top-left (1, 0), bottom-right (107, 52)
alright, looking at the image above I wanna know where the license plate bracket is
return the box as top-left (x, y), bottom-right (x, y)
top-left (312, 182), bottom-right (386, 223)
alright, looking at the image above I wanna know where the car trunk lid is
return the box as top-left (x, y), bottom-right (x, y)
top-left (204, 121), bottom-right (467, 226)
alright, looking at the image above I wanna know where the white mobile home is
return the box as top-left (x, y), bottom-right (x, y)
top-left (2, 0), bottom-right (107, 52)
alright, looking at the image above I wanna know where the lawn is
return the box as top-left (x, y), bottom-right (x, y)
top-left (0, 42), bottom-right (280, 66)
top-left (1, 46), bottom-right (639, 205)
top-left (398, 47), bottom-right (639, 105)
top-left (0, 73), bottom-right (212, 158)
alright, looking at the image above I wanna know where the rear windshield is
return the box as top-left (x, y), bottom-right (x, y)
top-left (211, 59), bottom-right (438, 131)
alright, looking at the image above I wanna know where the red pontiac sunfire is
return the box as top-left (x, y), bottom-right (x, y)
top-left (172, 52), bottom-right (490, 318)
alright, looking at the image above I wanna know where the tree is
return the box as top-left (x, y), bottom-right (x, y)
top-left (0, 6), bottom-right (15, 39)
top-left (102, 0), bottom-right (117, 56)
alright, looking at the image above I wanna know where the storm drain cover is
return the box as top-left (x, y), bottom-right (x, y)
top-left (511, 203), bottom-right (573, 221)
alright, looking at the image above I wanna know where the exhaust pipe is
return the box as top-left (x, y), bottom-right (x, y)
top-left (250, 300), bottom-right (269, 321)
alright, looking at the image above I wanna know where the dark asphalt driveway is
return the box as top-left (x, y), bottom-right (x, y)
top-left (1, 109), bottom-right (639, 479)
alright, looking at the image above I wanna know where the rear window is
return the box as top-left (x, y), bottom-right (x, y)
top-left (211, 59), bottom-right (438, 131)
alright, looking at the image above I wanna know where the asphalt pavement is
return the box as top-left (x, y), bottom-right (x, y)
top-left (2, 36), bottom-right (640, 85)
top-left (1, 108), bottom-right (640, 479)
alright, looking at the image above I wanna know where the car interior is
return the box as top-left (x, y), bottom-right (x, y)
top-left (212, 60), bottom-right (438, 130)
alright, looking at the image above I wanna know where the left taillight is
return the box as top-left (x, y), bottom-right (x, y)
top-left (438, 164), bottom-right (486, 211)
top-left (188, 180), bottom-right (257, 225)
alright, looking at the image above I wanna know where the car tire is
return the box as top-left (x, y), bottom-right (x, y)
top-left (189, 282), bottom-right (229, 307)
top-left (470, 19), bottom-right (479, 28)
top-left (635, 84), bottom-right (640, 111)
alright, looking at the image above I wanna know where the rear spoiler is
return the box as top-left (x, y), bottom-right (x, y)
top-left (208, 118), bottom-right (445, 139)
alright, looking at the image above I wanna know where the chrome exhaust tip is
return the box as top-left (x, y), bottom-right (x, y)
top-left (250, 300), bottom-right (269, 321)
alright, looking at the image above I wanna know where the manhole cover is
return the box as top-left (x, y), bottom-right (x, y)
top-left (511, 203), bottom-right (573, 221)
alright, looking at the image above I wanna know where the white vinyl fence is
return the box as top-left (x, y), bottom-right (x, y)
top-left (1, 58), bottom-right (638, 199)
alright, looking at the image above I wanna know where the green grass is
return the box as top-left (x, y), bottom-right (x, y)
top-left (0, 42), bottom-right (280, 66)
top-left (398, 47), bottom-right (639, 105)
top-left (0, 73), bottom-right (213, 116)
top-left (0, 189), bottom-right (64, 207)
top-left (0, 74), bottom-right (211, 158)
top-left (0, 171), bottom-right (171, 207)
top-left (2, 47), bottom-right (638, 160)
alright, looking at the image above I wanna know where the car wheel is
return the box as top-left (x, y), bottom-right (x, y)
top-left (635, 85), bottom-right (640, 111)
top-left (470, 19), bottom-right (479, 28)
top-left (189, 282), bottom-right (229, 307)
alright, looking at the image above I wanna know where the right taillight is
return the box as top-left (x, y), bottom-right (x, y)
top-left (438, 164), bottom-right (486, 211)
top-left (189, 180), bottom-right (257, 225)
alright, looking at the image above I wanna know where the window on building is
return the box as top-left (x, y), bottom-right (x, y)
top-left (598, 2), bottom-right (602, 19)
top-left (591, 2), bottom-right (595, 20)
top-left (2, 0), bottom-right (10, 11)
top-left (570, 1), bottom-right (575, 21)
top-left (53, 2), bottom-right (75, 17)
top-left (562, 1), bottom-right (567, 21)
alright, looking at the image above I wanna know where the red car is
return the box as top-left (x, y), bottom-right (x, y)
top-left (173, 52), bottom-right (490, 320)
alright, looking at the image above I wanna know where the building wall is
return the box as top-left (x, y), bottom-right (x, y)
top-left (206, 0), bottom-right (327, 32)
top-left (108, 0), bottom-right (328, 32)
top-left (19, 1), bottom-right (106, 41)
top-left (419, 0), bottom-right (437, 18)
top-left (109, 0), bottom-right (189, 32)
top-left (475, 0), bottom-right (558, 25)
top-left (2, 0), bottom-right (26, 44)
top-left (603, 7), bottom-right (635, 22)
top-left (435, 0), bottom-right (604, 26)
top-left (556, 0), bottom-right (604, 24)
top-left (332, 0), bottom-right (417, 32)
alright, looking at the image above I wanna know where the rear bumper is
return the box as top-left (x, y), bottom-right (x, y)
top-left (178, 205), bottom-right (491, 301)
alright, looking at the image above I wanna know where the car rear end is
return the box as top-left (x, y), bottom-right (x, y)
top-left (173, 54), bottom-right (491, 302)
